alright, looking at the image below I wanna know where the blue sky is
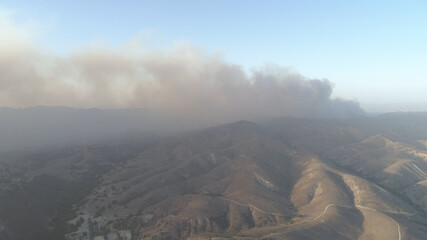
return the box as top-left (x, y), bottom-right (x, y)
top-left (1, 0), bottom-right (427, 110)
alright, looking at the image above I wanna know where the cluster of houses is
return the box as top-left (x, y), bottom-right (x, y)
top-left (65, 213), bottom-right (154, 240)
top-left (66, 230), bottom-right (131, 240)
top-left (93, 230), bottom-right (132, 240)
top-left (65, 215), bottom-right (131, 240)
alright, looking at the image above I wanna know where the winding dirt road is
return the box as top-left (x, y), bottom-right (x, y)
top-left (219, 197), bottom-right (292, 217)
top-left (213, 197), bottom-right (403, 240)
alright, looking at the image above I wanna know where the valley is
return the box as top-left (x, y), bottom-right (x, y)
top-left (1, 114), bottom-right (427, 239)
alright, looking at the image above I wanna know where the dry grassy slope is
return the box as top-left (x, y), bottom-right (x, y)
top-left (262, 156), bottom-right (427, 240)
top-left (357, 208), bottom-right (400, 240)
top-left (76, 119), bottom-right (427, 240)
top-left (223, 152), bottom-right (420, 240)
top-left (277, 156), bottom-right (414, 240)
top-left (39, 116), bottom-right (420, 240)
top-left (241, 118), bottom-right (427, 239)
top-left (291, 158), bottom-right (354, 211)
top-left (4, 114), bottom-right (427, 240)
top-left (328, 134), bottom-right (403, 175)
top-left (80, 121), bottom-right (305, 239)
top-left (325, 133), bottom-right (427, 213)
top-left (405, 179), bottom-right (427, 210)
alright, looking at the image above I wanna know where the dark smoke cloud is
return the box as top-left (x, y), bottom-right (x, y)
top-left (0, 38), bottom-right (364, 127)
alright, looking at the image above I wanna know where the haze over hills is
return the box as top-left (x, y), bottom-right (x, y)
top-left (2, 1), bottom-right (427, 239)
top-left (1, 110), bottom-right (426, 240)
top-left (0, 103), bottom-right (365, 152)
top-left (362, 102), bottom-right (427, 114)
top-left (0, 106), bottom-right (173, 152)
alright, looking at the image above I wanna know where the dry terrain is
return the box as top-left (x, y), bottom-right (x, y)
top-left (1, 113), bottom-right (427, 239)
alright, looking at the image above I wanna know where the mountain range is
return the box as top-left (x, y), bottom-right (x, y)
top-left (0, 109), bottom-right (426, 240)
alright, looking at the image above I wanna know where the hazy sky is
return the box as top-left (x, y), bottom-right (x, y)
top-left (1, 0), bottom-right (427, 111)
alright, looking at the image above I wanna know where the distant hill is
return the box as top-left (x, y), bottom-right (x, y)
top-left (0, 106), bottom-right (179, 152)
top-left (1, 112), bottom-right (427, 239)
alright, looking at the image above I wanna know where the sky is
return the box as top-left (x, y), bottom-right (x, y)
top-left (1, 0), bottom-right (427, 112)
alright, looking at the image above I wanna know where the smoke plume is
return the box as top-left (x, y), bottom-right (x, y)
top-left (0, 12), bottom-right (364, 127)
top-left (1, 43), bottom-right (364, 117)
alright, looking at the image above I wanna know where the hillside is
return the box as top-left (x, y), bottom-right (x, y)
top-left (1, 114), bottom-right (427, 239)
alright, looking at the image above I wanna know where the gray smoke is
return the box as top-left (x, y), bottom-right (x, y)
top-left (0, 41), bottom-right (364, 126)
top-left (0, 17), bottom-right (366, 151)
